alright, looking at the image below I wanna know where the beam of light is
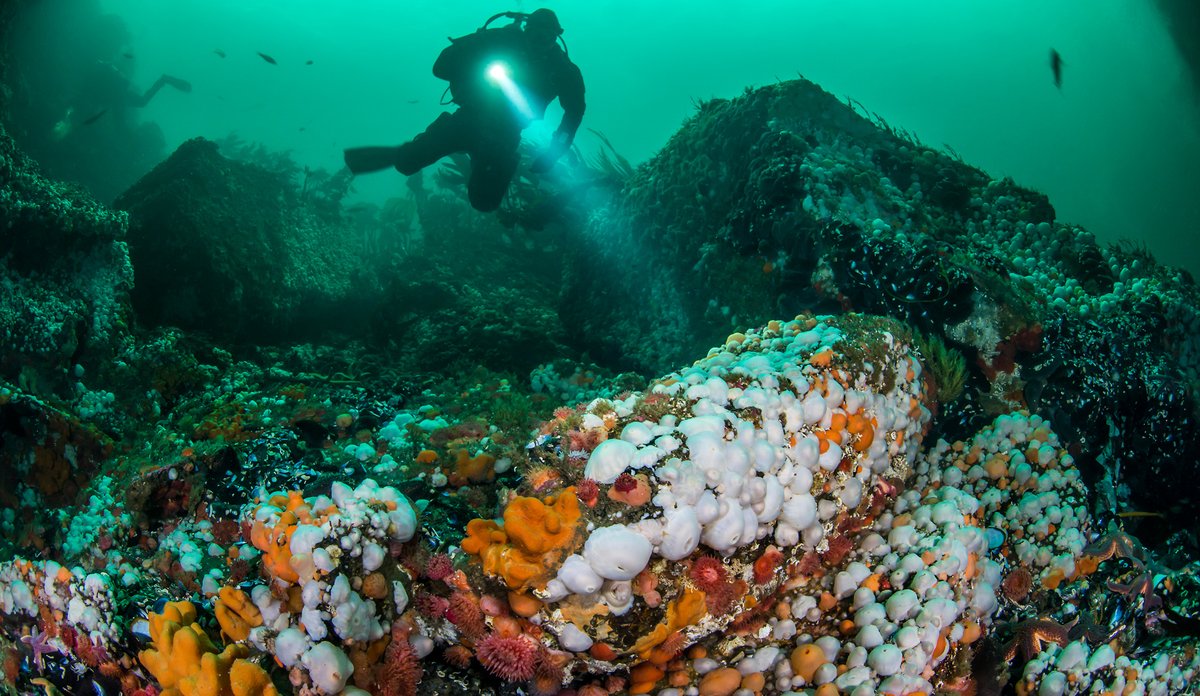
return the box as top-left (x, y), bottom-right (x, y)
top-left (485, 61), bottom-right (533, 120)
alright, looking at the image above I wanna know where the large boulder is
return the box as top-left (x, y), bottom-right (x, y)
top-left (116, 137), bottom-right (370, 343)
top-left (564, 79), bottom-right (1047, 374)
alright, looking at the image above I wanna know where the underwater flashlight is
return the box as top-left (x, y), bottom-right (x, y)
top-left (486, 61), bottom-right (511, 83)
top-left (484, 60), bottom-right (533, 120)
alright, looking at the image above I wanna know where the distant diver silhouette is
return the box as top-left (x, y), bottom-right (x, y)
top-left (52, 64), bottom-right (191, 141)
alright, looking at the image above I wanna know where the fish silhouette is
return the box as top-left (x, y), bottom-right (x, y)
top-left (1050, 49), bottom-right (1064, 90)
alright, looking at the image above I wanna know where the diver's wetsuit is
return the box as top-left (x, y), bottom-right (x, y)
top-left (395, 24), bottom-right (585, 212)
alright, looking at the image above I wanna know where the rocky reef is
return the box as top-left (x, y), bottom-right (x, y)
top-left (0, 122), bottom-right (132, 396)
top-left (563, 79), bottom-right (1200, 552)
top-left (2, 313), bottom-right (1198, 696)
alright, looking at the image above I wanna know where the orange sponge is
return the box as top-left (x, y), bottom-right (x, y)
top-left (248, 491), bottom-right (330, 585)
top-left (450, 449), bottom-right (496, 485)
top-left (633, 588), bottom-right (708, 660)
top-left (462, 487), bottom-right (580, 591)
top-left (139, 600), bottom-right (278, 696)
top-left (214, 586), bottom-right (263, 643)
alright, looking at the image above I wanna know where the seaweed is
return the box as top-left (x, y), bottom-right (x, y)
top-left (914, 331), bottom-right (967, 404)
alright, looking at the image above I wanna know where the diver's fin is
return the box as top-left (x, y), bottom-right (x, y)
top-left (344, 146), bottom-right (402, 175)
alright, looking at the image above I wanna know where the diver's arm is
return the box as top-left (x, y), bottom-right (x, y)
top-left (553, 62), bottom-right (586, 144)
top-left (531, 63), bottom-right (585, 173)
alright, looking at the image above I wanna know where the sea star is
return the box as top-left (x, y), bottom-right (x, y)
top-left (1068, 607), bottom-right (1119, 644)
top-left (1108, 571), bottom-right (1164, 612)
top-left (1083, 527), bottom-right (1143, 565)
top-left (20, 627), bottom-right (58, 672)
top-left (1000, 618), bottom-right (1072, 663)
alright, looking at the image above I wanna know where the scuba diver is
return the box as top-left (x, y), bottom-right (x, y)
top-left (51, 62), bottom-right (191, 141)
top-left (344, 9), bottom-right (586, 212)
top-left (33, 60), bottom-right (190, 202)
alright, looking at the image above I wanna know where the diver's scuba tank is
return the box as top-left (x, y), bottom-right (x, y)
top-left (438, 11), bottom-right (569, 106)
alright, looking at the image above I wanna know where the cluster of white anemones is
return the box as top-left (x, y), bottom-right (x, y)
top-left (240, 479), bottom-right (420, 694)
top-left (538, 316), bottom-right (929, 617)
top-left (0, 558), bottom-right (121, 649)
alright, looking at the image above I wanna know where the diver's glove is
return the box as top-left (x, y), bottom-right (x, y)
top-left (531, 131), bottom-right (571, 173)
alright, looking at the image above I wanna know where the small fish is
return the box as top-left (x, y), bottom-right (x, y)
top-left (213, 49), bottom-right (226, 58)
top-left (407, 99), bottom-right (419, 104)
top-left (257, 51), bottom-right (277, 65)
top-left (1050, 49), bottom-right (1064, 90)
top-left (1116, 510), bottom-right (1165, 519)
top-left (81, 109), bottom-right (107, 126)
top-left (305, 59), bottom-right (314, 65)
top-left (122, 52), bottom-right (134, 59)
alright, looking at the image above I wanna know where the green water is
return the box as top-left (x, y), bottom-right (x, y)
top-left (10, 0), bottom-right (1200, 275)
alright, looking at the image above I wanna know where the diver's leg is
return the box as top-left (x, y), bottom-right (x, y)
top-left (131, 74), bottom-right (192, 108)
top-left (394, 111), bottom-right (464, 175)
top-left (467, 139), bottom-right (520, 212)
top-left (130, 76), bottom-right (168, 108)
